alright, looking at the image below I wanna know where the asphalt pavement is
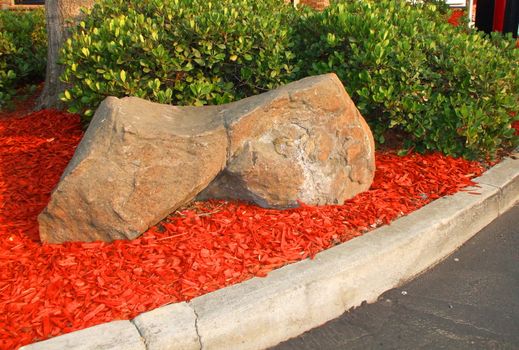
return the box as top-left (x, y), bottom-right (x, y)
top-left (273, 203), bottom-right (519, 350)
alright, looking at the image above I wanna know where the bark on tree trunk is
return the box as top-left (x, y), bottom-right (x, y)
top-left (36, 0), bottom-right (95, 110)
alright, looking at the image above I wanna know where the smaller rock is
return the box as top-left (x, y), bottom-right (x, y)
top-left (39, 97), bottom-right (228, 243)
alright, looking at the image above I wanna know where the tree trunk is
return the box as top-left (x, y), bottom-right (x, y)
top-left (36, 0), bottom-right (95, 110)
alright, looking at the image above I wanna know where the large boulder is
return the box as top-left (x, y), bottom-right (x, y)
top-left (197, 74), bottom-right (375, 208)
top-left (39, 73), bottom-right (375, 243)
top-left (38, 99), bottom-right (228, 243)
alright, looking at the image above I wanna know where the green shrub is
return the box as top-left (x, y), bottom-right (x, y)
top-left (60, 0), bottom-right (297, 119)
top-left (0, 9), bottom-right (46, 109)
top-left (293, 0), bottom-right (519, 159)
top-left (61, 0), bottom-right (517, 159)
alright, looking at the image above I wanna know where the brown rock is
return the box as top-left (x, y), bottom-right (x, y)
top-left (38, 97), bottom-right (227, 243)
top-left (198, 73), bottom-right (375, 208)
top-left (39, 73), bottom-right (375, 243)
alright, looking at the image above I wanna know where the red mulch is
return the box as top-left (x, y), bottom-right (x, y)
top-left (0, 109), bottom-right (485, 350)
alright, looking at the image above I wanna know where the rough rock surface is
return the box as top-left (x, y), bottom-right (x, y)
top-left (39, 98), bottom-right (227, 243)
top-left (197, 74), bottom-right (375, 208)
top-left (39, 73), bottom-right (375, 243)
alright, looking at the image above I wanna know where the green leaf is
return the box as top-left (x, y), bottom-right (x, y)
top-left (120, 70), bottom-right (127, 83)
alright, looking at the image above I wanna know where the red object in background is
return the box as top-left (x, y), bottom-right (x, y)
top-left (0, 109), bottom-right (486, 349)
top-left (448, 9), bottom-right (465, 26)
top-left (493, 0), bottom-right (507, 31)
top-left (475, 0), bottom-right (519, 36)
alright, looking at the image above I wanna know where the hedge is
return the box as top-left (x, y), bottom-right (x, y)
top-left (60, 0), bottom-right (297, 118)
top-left (293, 0), bottom-right (518, 159)
top-left (0, 9), bottom-right (46, 109)
top-left (61, 0), bottom-right (518, 159)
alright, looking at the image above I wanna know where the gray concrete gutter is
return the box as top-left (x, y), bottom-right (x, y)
top-left (21, 152), bottom-right (519, 350)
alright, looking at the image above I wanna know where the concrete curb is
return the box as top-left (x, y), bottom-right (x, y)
top-left (21, 154), bottom-right (519, 350)
top-left (19, 320), bottom-right (146, 350)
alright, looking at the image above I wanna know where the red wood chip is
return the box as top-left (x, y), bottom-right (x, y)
top-left (0, 109), bottom-right (484, 350)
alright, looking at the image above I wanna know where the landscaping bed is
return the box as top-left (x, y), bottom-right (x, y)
top-left (0, 108), bottom-right (493, 349)
top-left (1, 0), bottom-right (518, 348)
